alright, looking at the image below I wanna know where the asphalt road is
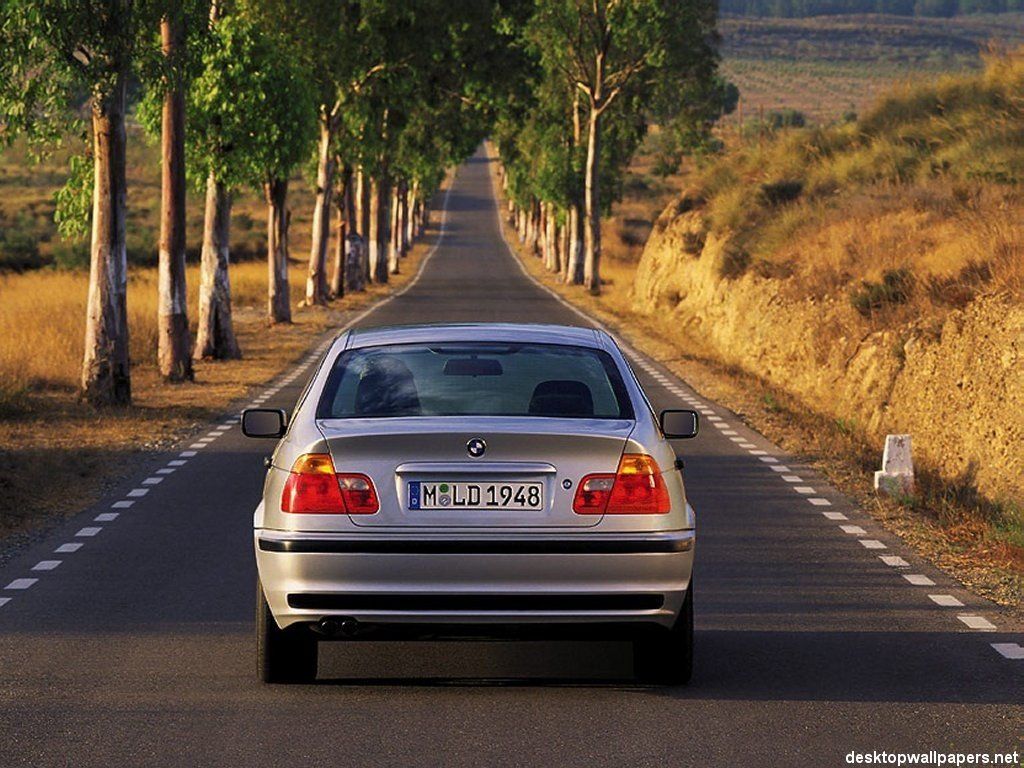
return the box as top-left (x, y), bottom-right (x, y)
top-left (0, 148), bottom-right (1020, 767)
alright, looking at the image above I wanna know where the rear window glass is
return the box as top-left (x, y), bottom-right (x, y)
top-left (316, 342), bottom-right (634, 420)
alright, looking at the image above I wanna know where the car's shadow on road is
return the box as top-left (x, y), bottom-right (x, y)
top-left (312, 630), bottom-right (1021, 704)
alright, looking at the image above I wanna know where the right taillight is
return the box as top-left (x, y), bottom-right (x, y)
top-left (573, 454), bottom-right (670, 515)
top-left (281, 454), bottom-right (378, 514)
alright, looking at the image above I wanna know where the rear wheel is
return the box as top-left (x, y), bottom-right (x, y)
top-left (633, 583), bottom-right (693, 685)
top-left (256, 580), bottom-right (317, 684)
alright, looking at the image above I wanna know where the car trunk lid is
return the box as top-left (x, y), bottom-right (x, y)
top-left (317, 416), bottom-right (634, 527)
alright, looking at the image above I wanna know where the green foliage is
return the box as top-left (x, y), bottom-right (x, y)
top-left (154, 11), bottom-right (316, 191)
top-left (54, 153), bottom-right (93, 240)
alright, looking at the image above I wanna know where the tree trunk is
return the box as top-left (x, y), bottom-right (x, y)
top-left (405, 180), bottom-right (417, 249)
top-left (195, 174), bottom-right (241, 360)
top-left (388, 182), bottom-right (400, 274)
top-left (583, 108), bottom-right (602, 294)
top-left (82, 76), bottom-right (132, 406)
top-left (329, 165), bottom-right (350, 299)
top-left (265, 177), bottom-right (291, 324)
top-left (559, 220), bottom-right (569, 279)
top-left (157, 15), bottom-right (193, 382)
top-left (305, 118), bottom-right (334, 306)
top-left (367, 176), bottom-right (381, 282)
top-left (566, 203), bottom-right (583, 284)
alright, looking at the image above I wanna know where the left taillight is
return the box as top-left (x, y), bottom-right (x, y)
top-left (573, 454), bottom-right (671, 515)
top-left (280, 454), bottom-right (378, 515)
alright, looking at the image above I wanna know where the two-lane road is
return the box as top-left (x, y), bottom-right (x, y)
top-left (0, 148), bottom-right (1019, 767)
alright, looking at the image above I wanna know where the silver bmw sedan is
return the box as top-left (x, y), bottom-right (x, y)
top-left (242, 323), bottom-right (699, 684)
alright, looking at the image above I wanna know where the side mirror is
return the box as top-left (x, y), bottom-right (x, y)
top-left (241, 408), bottom-right (287, 439)
top-left (660, 409), bottom-right (699, 439)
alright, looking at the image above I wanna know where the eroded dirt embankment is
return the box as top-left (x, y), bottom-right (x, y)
top-left (633, 204), bottom-right (1024, 505)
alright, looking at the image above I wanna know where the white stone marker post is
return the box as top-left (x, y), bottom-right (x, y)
top-left (874, 434), bottom-right (915, 497)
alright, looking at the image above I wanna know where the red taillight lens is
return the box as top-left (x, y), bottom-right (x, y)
top-left (573, 474), bottom-right (615, 514)
top-left (280, 454), bottom-right (378, 515)
top-left (337, 473), bottom-right (379, 514)
top-left (573, 454), bottom-right (671, 515)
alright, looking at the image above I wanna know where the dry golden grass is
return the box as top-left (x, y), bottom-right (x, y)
top-left (0, 260), bottom-right (311, 399)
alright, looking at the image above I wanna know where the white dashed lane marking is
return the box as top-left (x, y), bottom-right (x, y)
top-left (187, 443), bottom-right (207, 450)
top-left (928, 594), bottom-right (964, 607)
top-left (94, 513), bottom-right (118, 522)
top-left (840, 525), bottom-right (867, 535)
top-left (76, 527), bottom-right (102, 537)
top-left (179, 451), bottom-right (197, 458)
top-left (0, 598), bottom-right (10, 608)
top-left (5, 579), bottom-right (37, 590)
top-left (782, 475), bottom-right (802, 482)
top-left (903, 574), bottom-right (935, 586)
top-left (992, 643), bottom-right (1024, 659)
top-left (759, 457), bottom-right (779, 464)
top-left (808, 498), bottom-right (831, 506)
top-left (112, 500), bottom-right (134, 509)
top-left (31, 561), bottom-right (60, 571)
top-left (794, 487), bottom-right (815, 495)
top-left (127, 488), bottom-right (149, 498)
top-left (55, 543), bottom-right (82, 554)
top-left (958, 615), bottom-right (996, 631)
top-left (880, 555), bottom-right (910, 567)
top-left (769, 465), bottom-right (790, 472)
top-left (168, 459), bottom-right (188, 466)
top-left (860, 540), bottom-right (886, 550)
top-left (142, 477), bottom-right (163, 486)
top-left (823, 511), bottom-right (848, 521)
top-left (156, 468), bottom-right (176, 475)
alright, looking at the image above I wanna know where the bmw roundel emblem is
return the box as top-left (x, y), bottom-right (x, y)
top-left (466, 438), bottom-right (486, 458)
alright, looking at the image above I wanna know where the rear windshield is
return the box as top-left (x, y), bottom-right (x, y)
top-left (316, 342), bottom-right (634, 420)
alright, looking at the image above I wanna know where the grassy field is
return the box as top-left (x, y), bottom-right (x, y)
top-left (719, 13), bottom-right (1024, 121)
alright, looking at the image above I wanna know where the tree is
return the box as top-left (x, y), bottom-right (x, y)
top-left (155, 5), bottom-right (194, 381)
top-left (222, 6), bottom-right (316, 324)
top-left (526, 0), bottom-right (720, 293)
top-left (0, 0), bottom-right (167, 405)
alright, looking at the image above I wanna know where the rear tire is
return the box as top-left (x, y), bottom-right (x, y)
top-left (633, 583), bottom-right (693, 685)
top-left (257, 580), bottom-right (317, 684)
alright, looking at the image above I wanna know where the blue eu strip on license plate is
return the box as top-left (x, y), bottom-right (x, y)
top-left (408, 481), bottom-right (421, 510)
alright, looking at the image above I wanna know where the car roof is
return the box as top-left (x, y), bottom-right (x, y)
top-left (343, 323), bottom-right (606, 350)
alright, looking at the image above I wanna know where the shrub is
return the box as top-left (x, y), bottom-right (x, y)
top-left (718, 243), bottom-right (751, 279)
top-left (50, 240), bottom-right (90, 271)
top-left (760, 179), bottom-right (803, 206)
top-left (850, 268), bottom-right (915, 316)
top-left (0, 229), bottom-right (44, 272)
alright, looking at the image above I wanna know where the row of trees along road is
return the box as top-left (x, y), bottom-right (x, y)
top-left (494, 0), bottom-right (735, 294)
top-left (0, 0), bottom-right (730, 407)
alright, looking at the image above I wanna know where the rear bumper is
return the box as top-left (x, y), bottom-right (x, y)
top-left (255, 529), bottom-right (694, 631)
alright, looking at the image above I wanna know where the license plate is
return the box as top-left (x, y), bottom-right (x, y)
top-left (408, 481), bottom-right (544, 511)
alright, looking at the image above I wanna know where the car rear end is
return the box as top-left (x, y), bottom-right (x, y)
top-left (248, 325), bottom-right (696, 682)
